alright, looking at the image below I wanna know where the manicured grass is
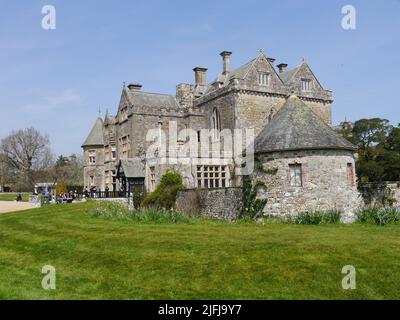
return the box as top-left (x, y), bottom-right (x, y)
top-left (0, 202), bottom-right (399, 299)
top-left (0, 193), bottom-right (30, 202)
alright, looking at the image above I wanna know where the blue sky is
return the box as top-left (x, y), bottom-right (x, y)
top-left (0, 0), bottom-right (399, 155)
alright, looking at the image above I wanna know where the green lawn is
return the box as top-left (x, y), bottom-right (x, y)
top-left (0, 193), bottom-right (30, 202)
top-left (0, 202), bottom-right (399, 299)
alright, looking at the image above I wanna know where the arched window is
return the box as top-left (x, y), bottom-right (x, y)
top-left (211, 108), bottom-right (221, 139)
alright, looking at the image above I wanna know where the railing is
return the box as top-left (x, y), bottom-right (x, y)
top-left (76, 191), bottom-right (130, 199)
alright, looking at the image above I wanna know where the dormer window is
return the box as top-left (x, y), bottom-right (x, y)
top-left (258, 72), bottom-right (269, 86)
top-left (301, 79), bottom-right (312, 92)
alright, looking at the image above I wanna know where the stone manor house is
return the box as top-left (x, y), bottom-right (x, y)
top-left (82, 50), bottom-right (362, 217)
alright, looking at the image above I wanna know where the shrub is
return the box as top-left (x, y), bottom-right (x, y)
top-left (261, 210), bottom-right (342, 225)
top-left (89, 201), bottom-right (193, 223)
top-left (242, 177), bottom-right (268, 220)
top-left (356, 207), bottom-right (400, 225)
top-left (141, 171), bottom-right (184, 210)
top-left (290, 210), bottom-right (341, 224)
top-left (55, 181), bottom-right (68, 196)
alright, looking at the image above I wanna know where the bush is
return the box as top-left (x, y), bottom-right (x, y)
top-left (141, 171), bottom-right (184, 210)
top-left (55, 181), bottom-right (68, 196)
top-left (356, 207), bottom-right (400, 225)
top-left (89, 201), bottom-right (193, 223)
top-left (260, 210), bottom-right (342, 225)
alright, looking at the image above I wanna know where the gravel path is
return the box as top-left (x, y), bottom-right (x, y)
top-left (0, 201), bottom-right (36, 214)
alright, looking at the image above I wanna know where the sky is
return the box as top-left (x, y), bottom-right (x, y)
top-left (0, 0), bottom-right (399, 156)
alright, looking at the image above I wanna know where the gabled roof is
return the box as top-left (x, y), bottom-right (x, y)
top-left (118, 158), bottom-right (145, 178)
top-left (278, 65), bottom-right (301, 83)
top-left (254, 95), bottom-right (357, 153)
top-left (126, 89), bottom-right (180, 109)
top-left (82, 118), bottom-right (104, 147)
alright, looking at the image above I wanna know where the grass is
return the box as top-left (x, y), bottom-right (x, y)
top-left (0, 202), bottom-right (399, 299)
top-left (0, 193), bottom-right (31, 202)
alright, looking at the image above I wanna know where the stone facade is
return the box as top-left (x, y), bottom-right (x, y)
top-left (254, 150), bottom-right (363, 222)
top-left (176, 188), bottom-right (243, 221)
top-left (81, 49), bottom-right (359, 220)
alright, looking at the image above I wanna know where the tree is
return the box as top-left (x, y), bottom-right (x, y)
top-left (0, 127), bottom-right (54, 190)
top-left (51, 154), bottom-right (83, 187)
top-left (352, 118), bottom-right (392, 161)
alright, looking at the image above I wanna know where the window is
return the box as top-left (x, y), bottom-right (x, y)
top-left (289, 163), bottom-right (302, 187)
top-left (197, 165), bottom-right (228, 189)
top-left (211, 108), bottom-right (221, 139)
top-left (150, 167), bottom-right (156, 191)
top-left (89, 176), bottom-right (94, 186)
top-left (119, 136), bottom-right (130, 160)
top-left (301, 79), bottom-right (311, 91)
top-left (88, 150), bottom-right (96, 164)
top-left (258, 72), bottom-right (269, 86)
top-left (347, 163), bottom-right (355, 187)
top-left (111, 145), bottom-right (116, 160)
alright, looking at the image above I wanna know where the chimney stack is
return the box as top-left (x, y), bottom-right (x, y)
top-left (127, 83), bottom-right (142, 91)
top-left (220, 51), bottom-right (232, 75)
top-left (277, 63), bottom-right (288, 73)
top-left (193, 67), bottom-right (208, 86)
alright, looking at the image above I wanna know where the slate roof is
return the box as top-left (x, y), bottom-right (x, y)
top-left (82, 118), bottom-right (104, 147)
top-left (119, 158), bottom-right (145, 178)
top-left (278, 65), bottom-right (301, 83)
top-left (254, 95), bottom-right (357, 153)
top-left (126, 90), bottom-right (180, 109)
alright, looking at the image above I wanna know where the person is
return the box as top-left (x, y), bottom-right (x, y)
top-left (105, 186), bottom-right (109, 198)
top-left (15, 193), bottom-right (22, 202)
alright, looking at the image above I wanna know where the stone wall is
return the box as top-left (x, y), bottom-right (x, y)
top-left (254, 149), bottom-right (363, 222)
top-left (176, 187), bottom-right (243, 220)
top-left (359, 182), bottom-right (400, 208)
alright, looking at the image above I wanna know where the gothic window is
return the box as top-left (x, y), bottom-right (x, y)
top-left (89, 176), bottom-right (94, 186)
top-left (301, 79), bottom-right (312, 91)
top-left (197, 165), bottom-right (229, 189)
top-left (211, 108), bottom-right (221, 139)
top-left (88, 150), bottom-right (96, 164)
top-left (258, 72), bottom-right (269, 86)
top-left (289, 163), bottom-right (302, 187)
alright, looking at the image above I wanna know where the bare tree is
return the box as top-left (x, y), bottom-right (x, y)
top-left (0, 127), bottom-right (54, 189)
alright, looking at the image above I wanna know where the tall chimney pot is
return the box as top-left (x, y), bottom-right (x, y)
top-left (193, 67), bottom-right (208, 86)
top-left (220, 51), bottom-right (232, 75)
top-left (277, 63), bottom-right (288, 73)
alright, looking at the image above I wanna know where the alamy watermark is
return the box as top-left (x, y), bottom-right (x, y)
top-left (145, 121), bottom-right (255, 175)
top-left (341, 265), bottom-right (356, 290)
top-left (41, 265), bottom-right (56, 290)
top-left (341, 5), bottom-right (356, 30)
top-left (41, 5), bottom-right (56, 30)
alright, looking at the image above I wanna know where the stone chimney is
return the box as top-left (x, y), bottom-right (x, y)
top-left (220, 51), bottom-right (232, 75)
top-left (127, 83), bottom-right (142, 91)
top-left (277, 63), bottom-right (288, 73)
top-left (193, 67), bottom-right (207, 86)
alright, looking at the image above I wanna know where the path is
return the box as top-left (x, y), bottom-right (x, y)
top-left (0, 201), bottom-right (36, 214)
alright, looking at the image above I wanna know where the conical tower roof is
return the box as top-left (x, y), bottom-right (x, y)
top-left (254, 95), bottom-right (356, 153)
top-left (81, 118), bottom-right (104, 147)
